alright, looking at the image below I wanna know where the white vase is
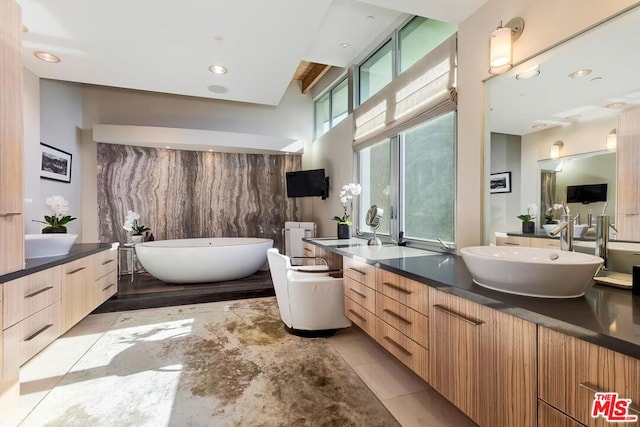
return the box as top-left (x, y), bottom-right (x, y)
top-left (131, 235), bottom-right (143, 244)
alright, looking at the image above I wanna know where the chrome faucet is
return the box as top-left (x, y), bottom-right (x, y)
top-left (549, 213), bottom-right (574, 251)
top-left (595, 214), bottom-right (619, 268)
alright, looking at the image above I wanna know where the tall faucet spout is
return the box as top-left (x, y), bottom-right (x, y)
top-left (549, 214), bottom-right (574, 251)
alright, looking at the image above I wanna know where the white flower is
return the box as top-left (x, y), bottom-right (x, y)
top-left (46, 195), bottom-right (69, 218)
top-left (123, 210), bottom-right (140, 232)
top-left (527, 203), bottom-right (538, 216)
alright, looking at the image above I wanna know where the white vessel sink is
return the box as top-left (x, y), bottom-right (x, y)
top-left (25, 234), bottom-right (78, 258)
top-left (460, 246), bottom-right (603, 298)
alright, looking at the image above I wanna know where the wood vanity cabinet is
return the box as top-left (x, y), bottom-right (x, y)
top-left (343, 257), bottom-right (377, 337)
top-left (617, 108), bottom-right (640, 241)
top-left (60, 257), bottom-right (94, 333)
top-left (0, 0), bottom-right (24, 276)
top-left (429, 287), bottom-right (537, 427)
top-left (93, 248), bottom-right (118, 307)
top-left (302, 241), bottom-right (316, 258)
top-left (538, 326), bottom-right (640, 427)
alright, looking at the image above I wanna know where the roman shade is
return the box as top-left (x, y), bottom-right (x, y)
top-left (353, 34), bottom-right (457, 150)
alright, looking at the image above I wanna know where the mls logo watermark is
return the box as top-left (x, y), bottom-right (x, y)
top-left (591, 392), bottom-right (638, 422)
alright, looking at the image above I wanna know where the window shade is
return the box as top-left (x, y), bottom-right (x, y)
top-left (353, 34), bottom-right (457, 150)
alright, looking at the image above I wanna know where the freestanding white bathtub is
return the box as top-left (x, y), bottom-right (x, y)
top-left (135, 238), bottom-right (273, 284)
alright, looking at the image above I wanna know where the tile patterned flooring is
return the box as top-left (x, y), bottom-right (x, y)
top-left (5, 300), bottom-right (476, 427)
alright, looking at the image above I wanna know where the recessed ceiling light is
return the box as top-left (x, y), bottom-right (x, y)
top-left (214, 35), bottom-right (224, 42)
top-left (208, 64), bottom-right (228, 75)
top-left (563, 114), bottom-right (581, 121)
top-left (515, 65), bottom-right (540, 80)
top-left (340, 43), bottom-right (350, 49)
top-left (568, 69), bottom-right (592, 78)
top-left (33, 51), bottom-right (60, 63)
top-left (606, 102), bottom-right (627, 109)
top-left (366, 15), bottom-right (375, 21)
top-left (532, 123), bottom-right (547, 129)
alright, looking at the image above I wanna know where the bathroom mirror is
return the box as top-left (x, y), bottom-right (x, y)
top-left (484, 5), bottom-right (640, 244)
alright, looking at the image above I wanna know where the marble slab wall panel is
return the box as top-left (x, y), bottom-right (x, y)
top-left (97, 144), bottom-right (301, 250)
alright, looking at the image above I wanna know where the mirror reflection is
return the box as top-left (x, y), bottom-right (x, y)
top-left (485, 5), bottom-right (640, 243)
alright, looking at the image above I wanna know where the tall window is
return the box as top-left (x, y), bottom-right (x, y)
top-left (359, 40), bottom-right (393, 104)
top-left (358, 139), bottom-right (392, 235)
top-left (331, 78), bottom-right (348, 127)
top-left (399, 17), bottom-right (456, 73)
top-left (314, 76), bottom-right (348, 139)
top-left (314, 92), bottom-right (330, 138)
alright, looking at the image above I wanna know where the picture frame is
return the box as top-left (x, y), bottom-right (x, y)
top-left (40, 143), bottom-right (72, 183)
top-left (490, 171), bottom-right (511, 194)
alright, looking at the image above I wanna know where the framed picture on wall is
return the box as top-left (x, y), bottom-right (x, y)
top-left (490, 171), bottom-right (511, 194)
top-left (40, 143), bottom-right (72, 183)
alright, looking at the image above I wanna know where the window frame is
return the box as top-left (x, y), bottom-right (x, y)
top-left (313, 74), bottom-right (349, 140)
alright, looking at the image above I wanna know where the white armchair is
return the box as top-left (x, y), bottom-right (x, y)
top-left (266, 248), bottom-right (351, 337)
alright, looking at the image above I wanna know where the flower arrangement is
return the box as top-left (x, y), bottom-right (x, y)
top-left (36, 195), bottom-right (77, 232)
top-left (517, 203), bottom-right (538, 223)
top-left (333, 183), bottom-right (362, 225)
top-left (544, 203), bottom-right (565, 224)
top-left (123, 210), bottom-right (150, 235)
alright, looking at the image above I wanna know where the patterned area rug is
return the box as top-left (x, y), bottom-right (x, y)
top-left (22, 297), bottom-right (400, 426)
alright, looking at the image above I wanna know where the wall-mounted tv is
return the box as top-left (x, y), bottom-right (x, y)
top-left (566, 183), bottom-right (607, 204)
top-left (286, 169), bottom-right (329, 199)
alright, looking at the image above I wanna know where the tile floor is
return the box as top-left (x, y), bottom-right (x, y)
top-left (5, 301), bottom-right (476, 427)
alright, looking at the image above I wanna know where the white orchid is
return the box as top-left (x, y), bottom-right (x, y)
top-left (36, 195), bottom-right (76, 231)
top-left (518, 203), bottom-right (538, 222)
top-left (123, 210), bottom-right (150, 235)
top-left (334, 183), bottom-right (362, 224)
top-left (46, 195), bottom-right (70, 218)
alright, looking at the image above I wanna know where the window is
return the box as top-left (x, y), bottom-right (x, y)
top-left (331, 78), bottom-right (348, 127)
top-left (399, 17), bottom-right (457, 73)
top-left (357, 112), bottom-right (456, 246)
top-left (314, 92), bottom-right (330, 138)
top-left (359, 40), bottom-right (393, 104)
top-left (358, 139), bottom-right (392, 235)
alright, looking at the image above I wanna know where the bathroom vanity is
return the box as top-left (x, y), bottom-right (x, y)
top-left (304, 237), bottom-right (639, 427)
top-left (0, 243), bottom-right (118, 420)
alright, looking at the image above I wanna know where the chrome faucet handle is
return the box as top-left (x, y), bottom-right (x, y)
top-left (609, 223), bottom-right (619, 233)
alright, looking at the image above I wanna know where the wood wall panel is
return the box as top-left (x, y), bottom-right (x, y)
top-left (0, 0), bottom-right (24, 275)
top-left (617, 107), bottom-right (640, 241)
top-left (97, 144), bottom-right (301, 250)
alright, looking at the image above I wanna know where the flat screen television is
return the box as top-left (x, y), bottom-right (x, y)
top-left (286, 169), bottom-right (328, 199)
top-left (566, 183), bottom-right (607, 204)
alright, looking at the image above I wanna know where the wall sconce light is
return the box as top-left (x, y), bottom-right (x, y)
top-left (550, 140), bottom-right (564, 159)
top-left (489, 17), bottom-right (525, 74)
top-left (606, 129), bottom-right (617, 151)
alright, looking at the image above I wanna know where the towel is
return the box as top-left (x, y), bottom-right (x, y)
top-left (287, 227), bottom-right (307, 258)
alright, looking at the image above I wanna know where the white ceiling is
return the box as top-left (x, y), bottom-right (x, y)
top-left (488, 5), bottom-right (640, 136)
top-left (19, 0), bottom-right (486, 107)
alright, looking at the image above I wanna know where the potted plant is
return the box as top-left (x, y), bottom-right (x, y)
top-left (517, 203), bottom-right (538, 234)
top-left (35, 195), bottom-right (77, 233)
top-left (123, 210), bottom-right (151, 244)
top-left (333, 183), bottom-right (361, 239)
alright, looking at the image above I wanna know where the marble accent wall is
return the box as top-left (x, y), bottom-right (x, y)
top-left (97, 144), bottom-right (300, 250)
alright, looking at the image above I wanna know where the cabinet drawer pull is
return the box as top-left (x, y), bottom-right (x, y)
top-left (382, 336), bottom-right (412, 356)
top-left (349, 288), bottom-right (367, 298)
top-left (303, 247), bottom-right (312, 253)
top-left (503, 242), bottom-right (520, 246)
top-left (382, 281), bottom-right (412, 295)
top-left (349, 267), bottom-right (366, 276)
top-left (383, 308), bottom-right (412, 325)
top-left (579, 382), bottom-right (640, 415)
top-left (24, 324), bottom-right (53, 341)
top-left (24, 286), bottom-right (54, 299)
top-left (67, 267), bottom-right (86, 275)
top-left (434, 305), bottom-right (483, 326)
top-left (102, 283), bottom-right (116, 291)
top-left (348, 309), bottom-right (366, 322)
top-left (101, 259), bottom-right (115, 266)
top-left (0, 212), bottom-right (20, 217)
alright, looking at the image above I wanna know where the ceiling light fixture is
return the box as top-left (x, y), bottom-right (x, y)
top-left (340, 43), bottom-right (350, 49)
top-left (515, 65), bottom-right (540, 80)
top-left (606, 102), bottom-right (627, 109)
top-left (33, 51), bottom-right (60, 63)
top-left (489, 17), bottom-right (524, 74)
top-left (550, 140), bottom-right (564, 159)
top-left (208, 64), bottom-right (228, 75)
top-left (568, 69), bottom-right (592, 78)
top-left (606, 129), bottom-right (617, 151)
top-left (532, 123), bottom-right (547, 129)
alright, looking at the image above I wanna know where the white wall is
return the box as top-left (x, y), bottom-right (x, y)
top-left (458, 0), bottom-right (639, 248)
top-left (22, 69), bottom-right (40, 233)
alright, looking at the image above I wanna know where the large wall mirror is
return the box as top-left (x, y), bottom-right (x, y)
top-left (484, 5), bottom-right (640, 244)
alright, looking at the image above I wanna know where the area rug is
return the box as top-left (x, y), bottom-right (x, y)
top-left (21, 297), bottom-right (400, 426)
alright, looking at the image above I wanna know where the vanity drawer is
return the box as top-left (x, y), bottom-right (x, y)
top-left (344, 296), bottom-right (376, 338)
top-left (95, 271), bottom-right (118, 306)
top-left (302, 242), bottom-right (316, 258)
top-left (530, 237), bottom-right (561, 249)
top-left (496, 236), bottom-right (531, 247)
top-left (376, 269), bottom-right (428, 313)
top-left (94, 248), bottom-right (118, 280)
top-left (376, 318), bottom-right (428, 381)
top-left (3, 301), bottom-right (60, 376)
top-left (3, 266), bottom-right (61, 329)
top-left (343, 256), bottom-right (376, 289)
top-left (376, 294), bottom-right (428, 348)
top-left (344, 276), bottom-right (376, 313)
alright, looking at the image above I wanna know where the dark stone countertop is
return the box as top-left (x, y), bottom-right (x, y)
top-left (0, 243), bottom-right (118, 283)
top-left (306, 237), bottom-right (640, 359)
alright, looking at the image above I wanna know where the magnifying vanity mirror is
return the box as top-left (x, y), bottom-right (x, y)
top-left (484, 5), bottom-right (640, 244)
top-left (365, 205), bottom-right (384, 246)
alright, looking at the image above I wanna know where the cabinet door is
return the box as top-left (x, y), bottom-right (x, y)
top-left (617, 108), bottom-right (640, 240)
top-left (531, 237), bottom-right (561, 249)
top-left (60, 256), bottom-right (93, 332)
top-left (3, 266), bottom-right (61, 328)
top-left (539, 326), bottom-right (640, 427)
top-left (0, 0), bottom-right (24, 275)
top-left (94, 270), bottom-right (117, 308)
top-left (495, 235), bottom-right (531, 247)
top-left (538, 400), bottom-right (584, 427)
